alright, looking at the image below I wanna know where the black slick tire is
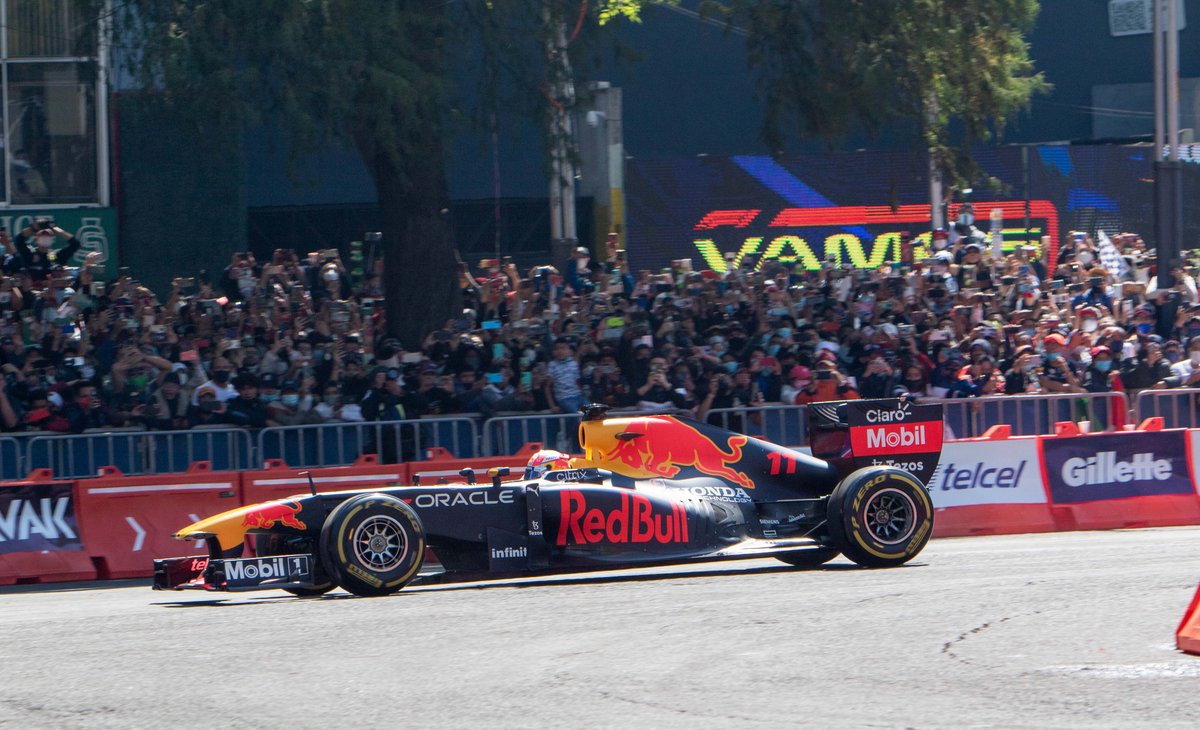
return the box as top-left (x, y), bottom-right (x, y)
top-left (321, 493), bottom-right (425, 597)
top-left (826, 467), bottom-right (933, 568)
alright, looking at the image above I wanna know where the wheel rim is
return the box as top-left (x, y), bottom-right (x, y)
top-left (352, 515), bottom-right (409, 571)
top-left (862, 488), bottom-right (917, 545)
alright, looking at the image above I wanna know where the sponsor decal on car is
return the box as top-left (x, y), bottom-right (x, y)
top-left (223, 555), bottom-right (311, 586)
top-left (683, 485), bottom-right (753, 503)
top-left (542, 469), bottom-right (603, 483)
top-left (599, 417), bottom-right (754, 487)
top-left (491, 546), bottom-right (527, 559)
top-left (1042, 431), bottom-right (1193, 504)
top-left (241, 500), bottom-right (307, 531)
top-left (0, 483), bottom-right (81, 553)
top-left (845, 400), bottom-right (943, 484)
top-left (413, 489), bottom-right (516, 509)
top-left (556, 490), bottom-right (690, 546)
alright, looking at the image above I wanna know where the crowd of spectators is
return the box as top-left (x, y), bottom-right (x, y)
top-left (1, 211), bottom-right (1198, 436)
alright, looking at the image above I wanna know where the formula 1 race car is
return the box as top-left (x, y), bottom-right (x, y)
top-left (153, 398), bottom-right (943, 597)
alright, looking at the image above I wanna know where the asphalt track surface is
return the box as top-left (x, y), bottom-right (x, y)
top-left (3, 528), bottom-right (1200, 728)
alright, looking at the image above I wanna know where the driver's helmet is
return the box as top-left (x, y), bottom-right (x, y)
top-left (524, 449), bottom-right (572, 479)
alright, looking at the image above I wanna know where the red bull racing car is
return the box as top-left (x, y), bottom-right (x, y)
top-left (153, 398), bottom-right (943, 597)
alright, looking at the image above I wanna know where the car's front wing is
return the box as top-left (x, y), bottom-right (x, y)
top-left (153, 553), bottom-right (318, 592)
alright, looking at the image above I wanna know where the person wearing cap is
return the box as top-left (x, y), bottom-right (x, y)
top-left (793, 353), bottom-right (859, 405)
top-left (221, 373), bottom-right (270, 428)
top-left (149, 370), bottom-right (191, 430)
top-left (410, 363), bottom-right (456, 416)
top-left (1038, 332), bottom-right (1081, 393)
top-left (1121, 337), bottom-right (1171, 393)
top-left (1082, 345), bottom-right (1126, 430)
top-left (266, 379), bottom-right (322, 426)
top-left (565, 246), bottom-right (598, 295)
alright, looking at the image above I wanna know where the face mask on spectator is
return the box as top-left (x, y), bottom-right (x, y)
top-left (281, 394), bottom-right (300, 408)
top-left (1078, 251), bottom-right (1095, 266)
top-left (213, 370), bottom-right (231, 384)
top-left (1191, 351), bottom-right (1200, 365)
top-left (1136, 323), bottom-right (1153, 335)
top-left (1094, 360), bottom-right (1112, 372)
top-left (36, 234), bottom-right (53, 249)
top-left (767, 345), bottom-right (780, 357)
top-left (260, 392), bottom-right (279, 403)
top-left (723, 362), bottom-right (738, 374)
top-left (1082, 319), bottom-right (1098, 333)
top-left (1167, 350), bottom-right (1182, 363)
top-left (323, 268), bottom-right (340, 283)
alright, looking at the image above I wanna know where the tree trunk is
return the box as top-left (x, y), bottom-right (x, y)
top-left (363, 136), bottom-right (460, 352)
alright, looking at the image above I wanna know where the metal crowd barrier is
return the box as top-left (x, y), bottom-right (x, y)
top-left (258, 416), bottom-right (481, 468)
top-left (483, 412), bottom-right (583, 457)
top-left (0, 436), bottom-right (21, 480)
top-left (930, 392), bottom-right (1130, 438)
top-left (24, 428), bottom-right (256, 479)
top-left (703, 405), bottom-right (808, 447)
top-left (1134, 388), bottom-right (1200, 429)
top-left (2, 391), bottom-right (1143, 481)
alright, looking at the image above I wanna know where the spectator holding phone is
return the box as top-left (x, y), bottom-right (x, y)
top-left (794, 353), bottom-right (859, 404)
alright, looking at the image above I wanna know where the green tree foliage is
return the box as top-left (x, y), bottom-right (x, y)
top-left (704, 0), bottom-right (1050, 187)
top-left (116, 0), bottom-right (659, 348)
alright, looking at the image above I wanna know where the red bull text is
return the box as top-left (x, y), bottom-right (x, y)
top-left (557, 490), bottom-right (690, 546)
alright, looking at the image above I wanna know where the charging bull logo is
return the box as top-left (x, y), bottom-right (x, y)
top-left (589, 417), bottom-right (754, 488)
top-left (241, 500), bottom-right (307, 531)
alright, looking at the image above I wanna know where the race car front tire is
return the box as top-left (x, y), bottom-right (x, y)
top-left (775, 546), bottom-right (840, 568)
top-left (321, 493), bottom-right (425, 597)
top-left (826, 467), bottom-right (933, 568)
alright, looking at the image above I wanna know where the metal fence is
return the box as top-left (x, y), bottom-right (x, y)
top-left (704, 405), bottom-right (808, 447)
top-left (257, 417), bottom-right (481, 469)
top-left (932, 392), bottom-right (1130, 438)
top-left (0, 392), bottom-right (1148, 481)
top-left (1135, 388), bottom-right (1200, 429)
top-left (483, 413), bottom-right (583, 457)
top-left (0, 436), bottom-right (20, 481)
top-left (24, 428), bottom-right (256, 479)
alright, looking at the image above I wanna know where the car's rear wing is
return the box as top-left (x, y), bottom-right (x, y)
top-left (807, 397), bottom-right (944, 485)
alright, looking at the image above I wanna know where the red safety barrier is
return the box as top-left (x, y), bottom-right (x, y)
top-left (0, 469), bottom-right (97, 585)
top-left (932, 505), bottom-right (1058, 538)
top-left (74, 462), bottom-right (243, 579)
top-left (412, 443), bottom-right (546, 485)
top-left (241, 454), bottom-right (411, 503)
top-left (1049, 496), bottom-right (1200, 531)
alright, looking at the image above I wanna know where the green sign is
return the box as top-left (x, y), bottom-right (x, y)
top-left (0, 208), bottom-right (118, 276)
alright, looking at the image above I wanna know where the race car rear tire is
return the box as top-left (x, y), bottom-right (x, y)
top-left (826, 467), bottom-right (933, 568)
top-left (253, 534), bottom-right (334, 597)
top-left (775, 547), bottom-right (840, 568)
top-left (321, 493), bottom-right (425, 597)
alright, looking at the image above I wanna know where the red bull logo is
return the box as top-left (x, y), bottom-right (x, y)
top-left (556, 490), bottom-right (690, 546)
top-left (241, 500), bottom-right (307, 531)
top-left (598, 417), bottom-right (754, 488)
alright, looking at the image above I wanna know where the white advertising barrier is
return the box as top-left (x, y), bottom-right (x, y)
top-left (926, 438), bottom-right (1046, 509)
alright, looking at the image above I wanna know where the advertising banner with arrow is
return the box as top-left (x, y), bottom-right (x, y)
top-left (0, 482), bottom-right (82, 554)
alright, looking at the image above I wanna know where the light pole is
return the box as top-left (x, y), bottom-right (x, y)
top-left (1153, 0), bottom-right (1183, 285)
